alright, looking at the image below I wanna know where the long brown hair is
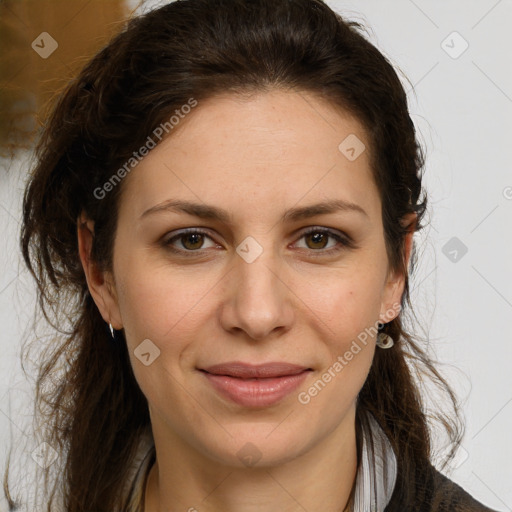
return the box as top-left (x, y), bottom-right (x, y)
top-left (4, 0), bottom-right (463, 510)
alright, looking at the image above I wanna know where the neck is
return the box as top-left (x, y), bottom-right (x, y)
top-left (144, 406), bottom-right (359, 512)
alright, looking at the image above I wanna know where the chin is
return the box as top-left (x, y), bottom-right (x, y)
top-left (196, 427), bottom-right (313, 469)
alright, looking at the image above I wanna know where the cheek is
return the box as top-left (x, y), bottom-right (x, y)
top-left (300, 285), bottom-right (377, 419)
top-left (115, 261), bottom-right (215, 351)
top-left (305, 269), bottom-right (385, 337)
top-left (115, 267), bottom-right (209, 409)
top-left (296, 270), bottom-right (381, 395)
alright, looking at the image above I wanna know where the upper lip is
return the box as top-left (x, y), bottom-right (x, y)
top-left (200, 362), bottom-right (311, 379)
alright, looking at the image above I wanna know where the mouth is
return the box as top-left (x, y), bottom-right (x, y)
top-left (199, 362), bottom-right (313, 408)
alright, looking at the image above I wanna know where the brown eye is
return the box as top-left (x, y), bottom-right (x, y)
top-left (181, 232), bottom-right (205, 250)
top-left (304, 231), bottom-right (329, 250)
top-left (163, 229), bottom-right (217, 253)
top-left (295, 227), bottom-right (355, 256)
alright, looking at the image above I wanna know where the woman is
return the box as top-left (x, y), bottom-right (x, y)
top-left (3, 0), bottom-right (501, 510)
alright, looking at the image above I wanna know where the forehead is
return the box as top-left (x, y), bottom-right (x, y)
top-left (118, 89), bottom-right (381, 225)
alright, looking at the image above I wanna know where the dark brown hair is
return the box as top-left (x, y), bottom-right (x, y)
top-left (4, 0), bottom-right (463, 510)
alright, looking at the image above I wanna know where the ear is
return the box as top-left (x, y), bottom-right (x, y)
top-left (379, 212), bottom-right (417, 323)
top-left (77, 211), bottom-right (123, 330)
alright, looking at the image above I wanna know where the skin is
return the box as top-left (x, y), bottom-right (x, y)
top-left (78, 89), bottom-right (415, 512)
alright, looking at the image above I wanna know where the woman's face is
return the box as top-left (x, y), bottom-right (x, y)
top-left (87, 89), bottom-right (409, 467)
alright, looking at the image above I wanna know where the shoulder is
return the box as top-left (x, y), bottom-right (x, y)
top-left (385, 465), bottom-right (502, 512)
top-left (425, 468), bottom-right (501, 512)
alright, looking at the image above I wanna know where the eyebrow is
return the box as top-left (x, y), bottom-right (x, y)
top-left (140, 198), bottom-right (369, 223)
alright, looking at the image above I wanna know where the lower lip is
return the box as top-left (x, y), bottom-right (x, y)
top-left (202, 370), bottom-right (311, 408)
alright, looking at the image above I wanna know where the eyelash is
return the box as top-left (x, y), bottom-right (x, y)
top-left (162, 227), bottom-right (356, 257)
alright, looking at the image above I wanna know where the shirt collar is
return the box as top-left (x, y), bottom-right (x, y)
top-left (352, 411), bottom-right (398, 511)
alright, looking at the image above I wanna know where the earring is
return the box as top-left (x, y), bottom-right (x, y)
top-left (377, 332), bottom-right (394, 349)
top-left (376, 322), bottom-right (394, 349)
top-left (109, 323), bottom-right (115, 339)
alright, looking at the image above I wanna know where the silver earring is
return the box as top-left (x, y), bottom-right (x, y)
top-left (376, 332), bottom-right (394, 349)
top-left (109, 323), bottom-right (115, 339)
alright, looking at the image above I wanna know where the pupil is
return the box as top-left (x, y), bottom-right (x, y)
top-left (185, 233), bottom-right (202, 249)
top-left (309, 232), bottom-right (327, 249)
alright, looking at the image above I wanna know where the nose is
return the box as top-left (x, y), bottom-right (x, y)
top-left (219, 245), bottom-right (295, 342)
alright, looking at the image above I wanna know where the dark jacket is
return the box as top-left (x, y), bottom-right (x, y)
top-left (428, 469), bottom-right (500, 512)
top-left (384, 465), bottom-right (502, 512)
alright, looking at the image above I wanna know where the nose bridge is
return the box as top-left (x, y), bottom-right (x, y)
top-left (222, 234), bottom-right (293, 339)
top-left (235, 235), bottom-right (283, 304)
top-left (240, 253), bottom-right (278, 292)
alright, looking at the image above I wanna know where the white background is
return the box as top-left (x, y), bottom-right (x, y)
top-left (1, 0), bottom-right (511, 510)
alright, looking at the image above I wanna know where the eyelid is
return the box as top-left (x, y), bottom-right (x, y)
top-left (294, 226), bottom-right (356, 255)
top-left (162, 226), bottom-right (355, 255)
top-left (161, 227), bottom-right (219, 252)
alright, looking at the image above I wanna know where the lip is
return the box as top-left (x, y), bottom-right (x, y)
top-left (201, 361), bottom-right (310, 378)
top-left (199, 362), bottom-right (312, 408)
